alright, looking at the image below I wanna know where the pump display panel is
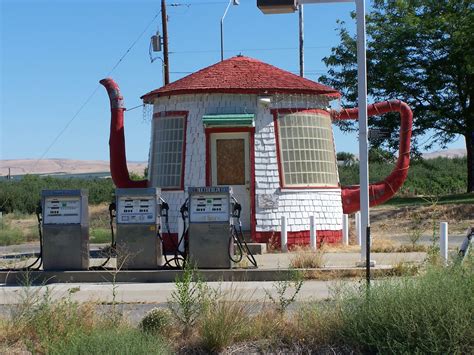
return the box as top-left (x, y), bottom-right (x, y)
top-left (189, 189), bottom-right (230, 223)
top-left (117, 195), bottom-right (157, 224)
top-left (43, 197), bottom-right (81, 224)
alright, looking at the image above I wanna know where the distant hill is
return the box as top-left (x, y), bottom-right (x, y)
top-left (422, 148), bottom-right (466, 159)
top-left (0, 159), bottom-right (147, 177)
top-left (0, 149), bottom-right (466, 178)
top-left (349, 148), bottom-right (466, 161)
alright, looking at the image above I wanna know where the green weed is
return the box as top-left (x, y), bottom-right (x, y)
top-left (90, 227), bottom-right (112, 243)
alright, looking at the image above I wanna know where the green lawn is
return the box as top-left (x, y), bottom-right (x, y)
top-left (382, 193), bottom-right (474, 207)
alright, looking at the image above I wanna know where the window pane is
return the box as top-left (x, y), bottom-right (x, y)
top-left (278, 111), bottom-right (338, 187)
top-left (151, 115), bottom-right (185, 189)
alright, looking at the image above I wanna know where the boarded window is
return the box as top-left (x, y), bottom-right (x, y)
top-left (277, 111), bottom-right (338, 187)
top-left (216, 139), bottom-right (245, 185)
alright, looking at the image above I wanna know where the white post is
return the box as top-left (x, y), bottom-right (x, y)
top-left (440, 222), bottom-right (448, 265)
top-left (281, 216), bottom-right (288, 253)
top-left (355, 212), bottom-right (361, 246)
top-left (178, 217), bottom-right (185, 253)
top-left (355, 0), bottom-right (369, 262)
top-left (310, 215), bottom-right (317, 251)
top-left (342, 214), bottom-right (349, 245)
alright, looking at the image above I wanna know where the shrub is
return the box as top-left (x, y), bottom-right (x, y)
top-left (0, 175), bottom-right (114, 214)
top-left (199, 289), bottom-right (251, 351)
top-left (90, 227), bottom-right (112, 244)
top-left (339, 265), bottom-right (474, 353)
top-left (265, 269), bottom-right (304, 314)
top-left (0, 224), bottom-right (24, 246)
top-left (139, 307), bottom-right (172, 334)
top-left (168, 263), bottom-right (210, 336)
top-left (338, 156), bottom-right (467, 196)
top-left (289, 246), bottom-right (326, 268)
top-left (47, 327), bottom-right (169, 354)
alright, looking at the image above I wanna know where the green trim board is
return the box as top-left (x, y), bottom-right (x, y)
top-left (202, 114), bottom-right (255, 127)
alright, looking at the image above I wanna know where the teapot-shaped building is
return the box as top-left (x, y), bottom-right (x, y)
top-left (101, 56), bottom-right (412, 246)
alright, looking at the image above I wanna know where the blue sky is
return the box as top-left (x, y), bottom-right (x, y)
top-left (1, 0), bottom-right (465, 162)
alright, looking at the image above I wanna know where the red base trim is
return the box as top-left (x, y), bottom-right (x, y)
top-left (254, 230), bottom-right (342, 249)
top-left (160, 233), bottom-right (179, 252)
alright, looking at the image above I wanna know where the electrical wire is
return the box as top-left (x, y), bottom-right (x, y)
top-left (171, 45), bottom-right (330, 54)
top-left (31, 8), bottom-right (162, 173)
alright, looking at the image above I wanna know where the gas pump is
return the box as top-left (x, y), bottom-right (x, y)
top-left (41, 190), bottom-right (89, 270)
top-left (187, 187), bottom-right (233, 269)
top-left (115, 188), bottom-right (163, 269)
top-left (186, 187), bottom-right (257, 269)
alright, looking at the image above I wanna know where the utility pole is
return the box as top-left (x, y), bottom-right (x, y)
top-left (161, 0), bottom-right (170, 85)
top-left (298, 4), bottom-right (304, 77)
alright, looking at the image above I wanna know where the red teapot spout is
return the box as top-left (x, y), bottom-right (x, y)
top-left (335, 100), bottom-right (413, 214)
top-left (100, 78), bottom-right (148, 188)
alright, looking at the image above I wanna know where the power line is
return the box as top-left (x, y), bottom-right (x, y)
top-left (169, 2), bottom-right (228, 6)
top-left (171, 45), bottom-right (331, 54)
top-left (32, 9), bottom-right (161, 171)
top-left (170, 69), bottom-right (328, 75)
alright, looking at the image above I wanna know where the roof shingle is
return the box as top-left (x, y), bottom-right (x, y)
top-left (141, 56), bottom-right (340, 102)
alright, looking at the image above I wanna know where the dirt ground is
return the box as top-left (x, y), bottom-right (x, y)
top-left (2, 202), bottom-right (473, 249)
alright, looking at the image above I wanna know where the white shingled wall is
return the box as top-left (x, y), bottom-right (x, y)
top-left (150, 93), bottom-right (343, 235)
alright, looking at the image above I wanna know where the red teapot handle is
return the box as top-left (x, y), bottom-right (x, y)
top-left (333, 100), bottom-right (413, 214)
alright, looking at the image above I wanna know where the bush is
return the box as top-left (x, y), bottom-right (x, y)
top-left (289, 246), bottom-right (326, 268)
top-left (0, 283), bottom-right (169, 354)
top-left (0, 224), bottom-right (25, 246)
top-left (338, 156), bottom-right (467, 196)
top-left (90, 227), bottom-right (112, 244)
top-left (139, 307), bottom-right (172, 334)
top-left (0, 175), bottom-right (114, 214)
top-left (49, 327), bottom-right (169, 355)
top-left (339, 265), bottom-right (474, 353)
top-left (199, 291), bottom-right (251, 351)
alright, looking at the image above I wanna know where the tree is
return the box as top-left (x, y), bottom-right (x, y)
top-left (337, 151), bottom-right (356, 166)
top-left (320, 0), bottom-right (474, 191)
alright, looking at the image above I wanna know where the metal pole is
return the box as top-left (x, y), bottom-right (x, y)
top-left (440, 222), bottom-right (448, 265)
top-left (298, 4), bottom-right (304, 77)
top-left (220, 0), bottom-right (233, 61)
top-left (355, 0), bottom-right (369, 262)
top-left (178, 217), bottom-right (185, 253)
top-left (161, 0), bottom-right (170, 85)
top-left (281, 216), bottom-right (288, 252)
top-left (366, 225), bottom-right (371, 285)
top-left (310, 215), bottom-right (316, 251)
top-left (355, 211), bottom-right (361, 246)
top-left (342, 214), bottom-right (349, 245)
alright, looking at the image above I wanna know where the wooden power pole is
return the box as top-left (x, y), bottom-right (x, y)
top-left (299, 4), bottom-right (304, 77)
top-left (161, 0), bottom-right (170, 85)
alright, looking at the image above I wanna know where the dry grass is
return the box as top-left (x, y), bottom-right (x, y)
top-left (371, 238), bottom-right (427, 253)
top-left (289, 246), bottom-right (326, 268)
top-left (321, 238), bottom-right (427, 253)
top-left (1, 300), bottom-right (97, 353)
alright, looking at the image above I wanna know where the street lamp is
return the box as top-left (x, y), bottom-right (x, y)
top-left (221, 0), bottom-right (240, 61)
top-left (257, 0), bottom-right (371, 282)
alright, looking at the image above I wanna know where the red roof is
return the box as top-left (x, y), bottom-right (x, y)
top-left (141, 56), bottom-right (340, 102)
